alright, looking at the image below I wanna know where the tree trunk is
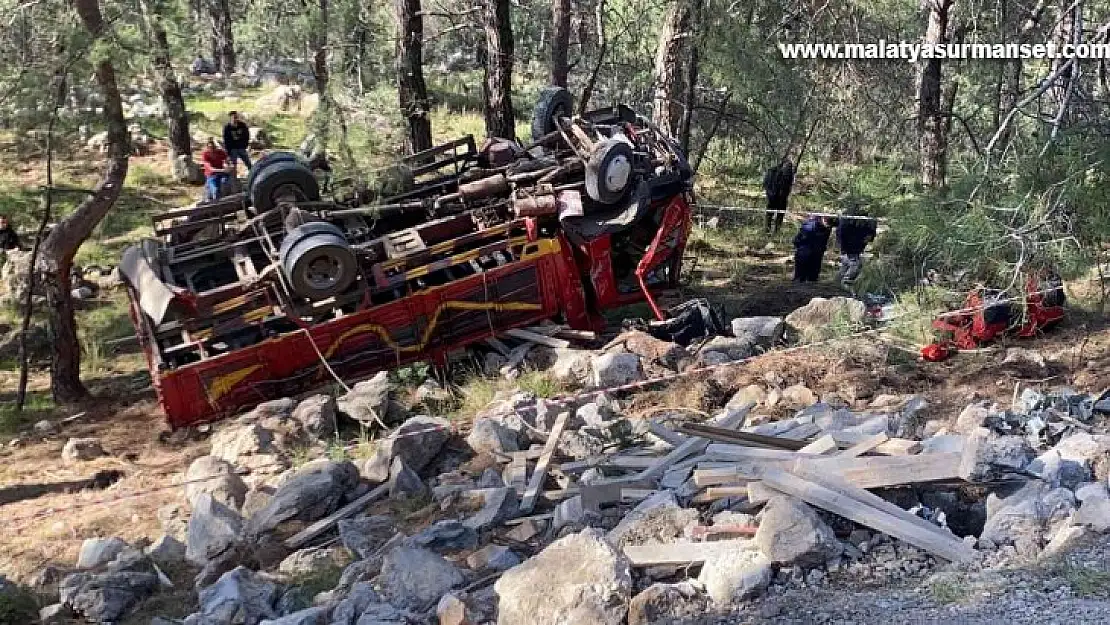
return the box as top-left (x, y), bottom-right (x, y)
top-left (1049, 0), bottom-right (1080, 132)
top-left (678, 43), bottom-right (698, 154)
top-left (209, 0), bottom-right (235, 73)
top-left (45, 0), bottom-right (130, 403)
top-left (550, 0), bottom-right (571, 87)
top-left (313, 0), bottom-right (331, 154)
top-left (996, 0), bottom-right (1045, 149)
top-left (916, 0), bottom-right (953, 189)
top-left (577, 0), bottom-right (606, 114)
top-left (482, 0), bottom-right (516, 140)
top-left (395, 0), bottom-right (433, 152)
top-left (652, 0), bottom-right (695, 137)
top-left (140, 0), bottom-right (191, 161)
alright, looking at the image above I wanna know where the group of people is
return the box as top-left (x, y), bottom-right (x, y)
top-left (200, 111), bottom-right (253, 201)
top-left (762, 157), bottom-right (878, 287)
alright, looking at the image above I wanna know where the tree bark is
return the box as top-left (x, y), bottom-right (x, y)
top-left (208, 0), bottom-right (235, 73)
top-left (916, 0), bottom-right (954, 189)
top-left (395, 0), bottom-right (433, 153)
top-left (140, 0), bottom-right (191, 161)
top-left (482, 0), bottom-right (516, 140)
top-left (996, 0), bottom-right (1045, 150)
top-left (44, 0), bottom-right (130, 403)
top-left (678, 43), bottom-right (698, 154)
top-left (312, 0), bottom-right (331, 154)
top-left (577, 0), bottom-right (607, 114)
top-left (550, 0), bottom-right (571, 87)
top-left (652, 0), bottom-right (696, 137)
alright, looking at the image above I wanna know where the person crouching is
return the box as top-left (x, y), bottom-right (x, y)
top-left (836, 207), bottom-right (877, 288)
top-left (793, 214), bottom-right (832, 282)
top-left (201, 138), bottom-right (230, 201)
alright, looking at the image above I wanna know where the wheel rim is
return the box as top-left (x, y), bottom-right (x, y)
top-left (604, 154), bottom-right (632, 193)
top-left (304, 255), bottom-right (343, 291)
top-left (272, 182), bottom-right (308, 204)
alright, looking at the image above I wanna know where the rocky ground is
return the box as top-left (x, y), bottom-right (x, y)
top-left (3, 290), bottom-right (1110, 625)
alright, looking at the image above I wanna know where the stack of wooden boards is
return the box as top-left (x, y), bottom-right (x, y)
top-left (516, 405), bottom-right (977, 563)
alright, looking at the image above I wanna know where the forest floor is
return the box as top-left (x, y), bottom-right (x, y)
top-left (3, 80), bottom-right (1110, 622)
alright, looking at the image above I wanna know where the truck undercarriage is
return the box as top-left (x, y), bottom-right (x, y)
top-left (121, 88), bottom-right (695, 427)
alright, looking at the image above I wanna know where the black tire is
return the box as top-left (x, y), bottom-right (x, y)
top-left (531, 86), bottom-right (574, 142)
top-left (250, 160), bottom-right (320, 213)
top-left (279, 222), bottom-right (357, 300)
top-left (585, 138), bottom-right (636, 204)
top-left (245, 151), bottom-right (302, 196)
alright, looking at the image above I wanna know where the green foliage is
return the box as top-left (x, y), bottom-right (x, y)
top-left (0, 583), bottom-right (39, 624)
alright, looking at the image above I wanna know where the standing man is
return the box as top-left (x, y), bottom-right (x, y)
top-left (793, 214), bottom-right (832, 282)
top-left (223, 111), bottom-right (252, 170)
top-left (836, 206), bottom-right (878, 289)
top-left (763, 156), bottom-right (795, 234)
top-left (201, 138), bottom-right (230, 201)
top-left (0, 214), bottom-right (23, 250)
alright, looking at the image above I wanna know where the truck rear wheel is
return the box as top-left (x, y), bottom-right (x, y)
top-left (531, 86), bottom-right (574, 142)
top-left (279, 222), bottom-right (357, 300)
top-left (251, 160), bottom-right (320, 213)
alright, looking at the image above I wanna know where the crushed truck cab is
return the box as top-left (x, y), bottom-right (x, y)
top-left (121, 89), bottom-right (694, 427)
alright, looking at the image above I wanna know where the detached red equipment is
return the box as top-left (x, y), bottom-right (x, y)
top-left (921, 274), bottom-right (1066, 362)
top-left (120, 88), bottom-right (695, 427)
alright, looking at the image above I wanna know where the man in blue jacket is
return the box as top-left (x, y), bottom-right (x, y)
top-left (793, 214), bottom-right (832, 282)
top-left (836, 208), bottom-right (878, 288)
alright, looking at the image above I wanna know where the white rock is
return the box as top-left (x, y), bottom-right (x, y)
top-left (184, 455), bottom-right (247, 511)
top-left (590, 352), bottom-right (644, 388)
top-left (76, 537), bottom-right (128, 569)
top-left (698, 550), bottom-right (772, 604)
top-left (62, 437), bottom-right (106, 462)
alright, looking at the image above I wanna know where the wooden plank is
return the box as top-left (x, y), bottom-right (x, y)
top-left (485, 337), bottom-right (512, 357)
top-left (285, 483), bottom-right (389, 549)
top-left (838, 433), bottom-right (890, 457)
top-left (678, 423), bottom-right (807, 450)
top-left (623, 539), bottom-right (755, 567)
top-left (789, 464), bottom-right (955, 540)
top-left (759, 468), bottom-right (974, 562)
top-left (874, 438), bottom-right (923, 456)
top-left (620, 488), bottom-right (662, 502)
top-left (504, 328), bottom-right (570, 349)
top-left (747, 481), bottom-right (776, 505)
top-left (647, 421), bottom-right (688, 447)
top-left (688, 524), bottom-right (758, 540)
top-left (809, 452), bottom-right (963, 489)
top-left (705, 444), bottom-right (805, 462)
top-left (519, 411), bottom-right (570, 513)
top-left (797, 434), bottom-right (838, 455)
top-left (636, 408), bottom-right (750, 483)
top-left (693, 468), bottom-right (750, 487)
top-left (506, 455), bottom-right (528, 492)
top-left (778, 423), bottom-right (822, 441)
top-left (579, 477), bottom-right (653, 509)
top-left (704, 485), bottom-right (750, 499)
top-left (554, 328), bottom-right (597, 342)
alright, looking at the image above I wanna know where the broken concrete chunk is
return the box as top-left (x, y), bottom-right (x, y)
top-left (754, 495), bottom-right (843, 567)
top-left (698, 550), bottom-right (773, 604)
top-left (1029, 449), bottom-right (1090, 490)
top-left (495, 528), bottom-right (632, 625)
top-left (982, 481), bottom-right (1076, 556)
top-left (627, 581), bottom-right (708, 625)
top-left (591, 352), bottom-right (644, 387)
top-left (607, 491), bottom-right (699, 549)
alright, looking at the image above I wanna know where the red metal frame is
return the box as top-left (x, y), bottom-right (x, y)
top-left (135, 197), bottom-right (693, 427)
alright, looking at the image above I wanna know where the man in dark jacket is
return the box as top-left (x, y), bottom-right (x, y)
top-left (836, 208), bottom-right (878, 288)
top-left (793, 214), bottom-right (832, 282)
top-left (763, 157), bottom-right (795, 234)
top-left (222, 111), bottom-right (252, 170)
top-left (0, 214), bottom-right (23, 250)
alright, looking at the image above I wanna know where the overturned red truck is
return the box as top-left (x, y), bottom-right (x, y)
top-left (121, 88), bottom-right (695, 427)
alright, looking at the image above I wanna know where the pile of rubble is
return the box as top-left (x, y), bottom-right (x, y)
top-left (30, 301), bottom-right (1110, 625)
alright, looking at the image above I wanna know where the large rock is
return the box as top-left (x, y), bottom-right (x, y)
top-left (387, 457), bottom-right (426, 500)
top-left (543, 348), bottom-right (593, 384)
top-left (754, 495), bottom-right (842, 567)
top-left (291, 395), bottom-right (338, 439)
top-left (338, 515), bottom-right (396, 559)
top-left (62, 437), bottom-right (106, 462)
top-left (590, 352), bottom-right (643, 388)
top-left (59, 571), bottom-right (158, 622)
top-left (698, 550), bottom-right (773, 604)
top-left (277, 546), bottom-right (344, 577)
top-left (785, 297), bottom-right (865, 341)
top-left (186, 494), bottom-right (244, 566)
top-left (618, 331), bottom-right (687, 369)
top-left (185, 455), bottom-right (248, 511)
top-left (462, 487), bottom-right (520, 531)
top-left (210, 422), bottom-right (277, 465)
top-left (405, 520), bottom-right (479, 554)
top-left (76, 537), bottom-right (128, 569)
top-left (145, 535), bottom-right (187, 566)
top-left (1053, 433), bottom-right (1110, 480)
top-left (962, 431), bottom-right (1035, 481)
top-left (361, 416), bottom-right (451, 483)
top-left (627, 582), bottom-right (708, 625)
top-left (330, 582), bottom-right (380, 625)
top-left (731, 316), bottom-right (785, 349)
top-left (0, 249), bottom-right (34, 305)
top-left (982, 481), bottom-right (1076, 555)
top-left (701, 335), bottom-right (753, 361)
top-left (245, 460), bottom-right (360, 537)
top-left (171, 154), bottom-right (205, 184)
top-left (495, 528), bottom-right (632, 625)
top-left (1028, 449), bottom-right (1089, 490)
top-left (378, 547), bottom-right (464, 611)
top-left (955, 401), bottom-right (995, 434)
top-left (466, 418), bottom-right (521, 454)
top-left (607, 491), bottom-right (698, 549)
top-left (196, 566), bottom-right (279, 624)
top-left (337, 372), bottom-right (394, 425)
